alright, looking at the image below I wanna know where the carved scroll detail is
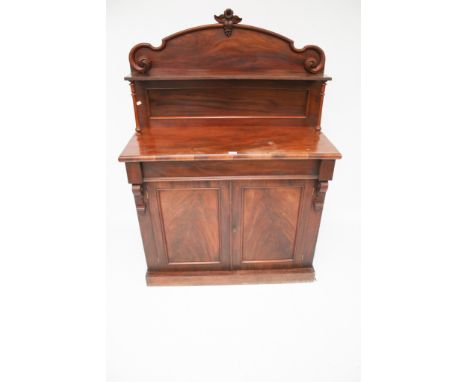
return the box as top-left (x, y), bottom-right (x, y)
top-left (313, 181), bottom-right (329, 211)
top-left (304, 48), bottom-right (325, 74)
top-left (129, 43), bottom-right (154, 74)
top-left (214, 8), bottom-right (242, 37)
top-left (132, 184), bottom-right (146, 213)
top-left (133, 57), bottom-right (151, 74)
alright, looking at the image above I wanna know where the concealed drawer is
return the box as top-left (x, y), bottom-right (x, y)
top-left (142, 160), bottom-right (319, 179)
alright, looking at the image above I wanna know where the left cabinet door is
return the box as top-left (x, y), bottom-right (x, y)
top-left (146, 180), bottom-right (231, 271)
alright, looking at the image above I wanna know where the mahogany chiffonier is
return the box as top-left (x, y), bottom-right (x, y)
top-left (118, 9), bottom-right (341, 286)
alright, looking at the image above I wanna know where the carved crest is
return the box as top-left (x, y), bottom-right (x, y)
top-left (214, 8), bottom-right (242, 37)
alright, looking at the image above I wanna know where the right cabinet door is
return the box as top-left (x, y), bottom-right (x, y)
top-left (231, 179), bottom-right (317, 270)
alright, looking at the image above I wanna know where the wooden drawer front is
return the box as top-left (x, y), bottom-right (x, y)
top-left (143, 160), bottom-right (319, 179)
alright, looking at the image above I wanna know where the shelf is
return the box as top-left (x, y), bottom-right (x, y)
top-left (118, 125), bottom-right (341, 162)
top-left (124, 72), bottom-right (332, 82)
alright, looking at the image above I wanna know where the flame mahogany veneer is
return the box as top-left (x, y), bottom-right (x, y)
top-left (119, 9), bottom-right (341, 286)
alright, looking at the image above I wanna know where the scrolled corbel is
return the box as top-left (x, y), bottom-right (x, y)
top-left (132, 184), bottom-right (146, 213)
top-left (313, 181), bottom-right (329, 211)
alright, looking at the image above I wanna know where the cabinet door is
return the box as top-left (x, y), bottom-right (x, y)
top-left (231, 179), bottom-right (315, 269)
top-left (146, 180), bottom-right (231, 271)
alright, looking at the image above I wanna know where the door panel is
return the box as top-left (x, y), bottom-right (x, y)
top-left (231, 179), bottom-right (314, 269)
top-left (159, 188), bottom-right (220, 264)
top-left (242, 186), bottom-right (301, 261)
top-left (147, 180), bottom-right (230, 271)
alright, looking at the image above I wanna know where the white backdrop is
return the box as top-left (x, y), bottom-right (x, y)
top-left (107, 1), bottom-right (360, 381)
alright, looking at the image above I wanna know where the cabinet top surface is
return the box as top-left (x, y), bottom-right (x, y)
top-left (118, 126), bottom-right (341, 162)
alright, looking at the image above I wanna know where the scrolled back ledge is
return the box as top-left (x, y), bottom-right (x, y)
top-left (128, 9), bottom-right (326, 78)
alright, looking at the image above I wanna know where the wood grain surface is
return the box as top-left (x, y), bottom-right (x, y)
top-left (148, 87), bottom-right (308, 118)
top-left (158, 188), bottom-right (220, 264)
top-left (119, 126), bottom-right (341, 162)
top-left (241, 185), bottom-right (302, 261)
top-left (146, 180), bottom-right (231, 271)
top-left (231, 179), bottom-right (316, 270)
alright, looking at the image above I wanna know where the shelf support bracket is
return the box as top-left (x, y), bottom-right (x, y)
top-left (315, 81), bottom-right (327, 130)
top-left (130, 81), bottom-right (142, 134)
